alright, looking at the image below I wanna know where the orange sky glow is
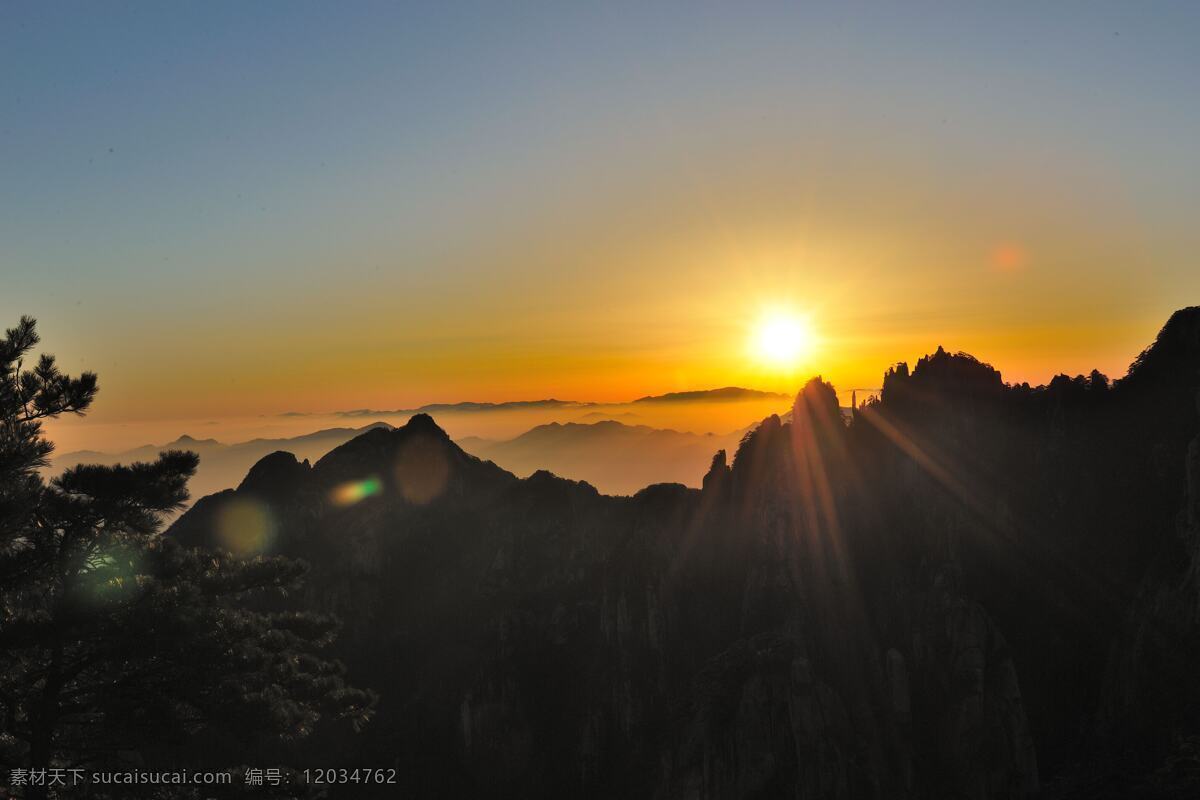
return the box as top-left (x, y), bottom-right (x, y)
top-left (6, 5), bottom-right (1196, 455)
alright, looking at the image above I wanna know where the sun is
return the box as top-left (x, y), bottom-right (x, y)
top-left (751, 312), bottom-right (816, 368)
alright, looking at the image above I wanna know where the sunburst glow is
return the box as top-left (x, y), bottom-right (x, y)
top-left (752, 312), bottom-right (816, 368)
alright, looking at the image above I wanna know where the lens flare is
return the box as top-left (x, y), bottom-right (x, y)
top-left (991, 243), bottom-right (1027, 272)
top-left (86, 548), bottom-right (144, 598)
top-left (331, 475), bottom-right (383, 506)
top-left (395, 435), bottom-right (451, 505)
top-left (216, 497), bottom-right (276, 556)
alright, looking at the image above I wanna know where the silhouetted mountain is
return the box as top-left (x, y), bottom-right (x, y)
top-left (633, 386), bottom-right (789, 403)
top-left (166, 308), bottom-right (1200, 799)
top-left (458, 420), bottom-right (741, 495)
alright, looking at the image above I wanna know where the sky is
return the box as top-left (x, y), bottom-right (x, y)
top-left (3, 2), bottom-right (1199, 446)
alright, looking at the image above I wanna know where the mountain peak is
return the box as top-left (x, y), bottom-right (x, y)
top-left (634, 387), bottom-right (788, 404)
top-left (404, 413), bottom-right (449, 438)
top-left (237, 450), bottom-right (312, 495)
top-left (1122, 306), bottom-right (1200, 389)
top-left (169, 434), bottom-right (220, 447)
top-left (703, 449), bottom-right (731, 493)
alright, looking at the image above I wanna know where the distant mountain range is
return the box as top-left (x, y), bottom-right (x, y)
top-left (459, 420), bottom-right (745, 495)
top-left (633, 386), bottom-right (788, 403)
top-left (51, 387), bottom-right (793, 501)
top-left (53, 423), bottom-right (395, 502)
top-left (280, 386), bottom-right (790, 418)
top-left (54, 417), bottom-right (753, 500)
top-left (330, 399), bottom-right (590, 418)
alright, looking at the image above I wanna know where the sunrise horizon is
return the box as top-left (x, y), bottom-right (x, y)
top-left (37, 307), bottom-right (1174, 464)
top-left (5, 4), bottom-right (1200, 798)
top-left (6, 3), bottom-right (1196, 449)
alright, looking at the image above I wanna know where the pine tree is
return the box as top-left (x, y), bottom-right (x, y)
top-left (0, 317), bottom-right (374, 797)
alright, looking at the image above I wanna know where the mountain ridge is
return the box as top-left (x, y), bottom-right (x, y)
top-left (634, 386), bottom-right (790, 403)
top-left (279, 386), bottom-right (791, 418)
top-left (164, 308), bottom-right (1200, 797)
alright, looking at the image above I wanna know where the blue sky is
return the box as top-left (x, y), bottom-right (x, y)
top-left (3, 2), bottom-right (1198, 425)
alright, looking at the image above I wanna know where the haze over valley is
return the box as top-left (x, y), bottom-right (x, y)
top-left (49, 389), bottom-right (796, 500)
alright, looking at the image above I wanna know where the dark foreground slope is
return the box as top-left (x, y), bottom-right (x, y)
top-left (169, 308), bottom-right (1200, 799)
